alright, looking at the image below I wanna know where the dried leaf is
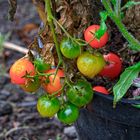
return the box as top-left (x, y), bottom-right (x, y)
top-left (41, 43), bottom-right (55, 66)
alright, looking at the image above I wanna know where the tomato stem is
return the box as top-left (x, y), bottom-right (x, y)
top-left (44, 0), bottom-right (63, 67)
top-left (102, 0), bottom-right (140, 51)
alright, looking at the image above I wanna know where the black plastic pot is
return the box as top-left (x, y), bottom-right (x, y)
top-left (75, 92), bottom-right (140, 140)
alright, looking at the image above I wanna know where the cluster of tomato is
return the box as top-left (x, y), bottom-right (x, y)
top-left (9, 24), bottom-right (122, 124)
top-left (61, 25), bottom-right (122, 94)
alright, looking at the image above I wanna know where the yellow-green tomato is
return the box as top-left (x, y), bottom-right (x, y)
top-left (37, 95), bottom-right (60, 118)
top-left (77, 52), bottom-right (105, 78)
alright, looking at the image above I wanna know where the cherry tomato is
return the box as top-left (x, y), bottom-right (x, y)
top-left (66, 80), bottom-right (93, 107)
top-left (84, 25), bottom-right (109, 48)
top-left (57, 102), bottom-right (79, 124)
top-left (77, 52), bottom-right (105, 78)
top-left (20, 77), bottom-right (40, 93)
top-left (99, 53), bottom-right (122, 79)
top-left (34, 58), bottom-right (50, 72)
top-left (60, 38), bottom-right (81, 59)
top-left (42, 69), bottom-right (64, 95)
top-left (9, 58), bottom-right (35, 85)
top-left (37, 95), bottom-right (60, 118)
top-left (93, 86), bottom-right (109, 95)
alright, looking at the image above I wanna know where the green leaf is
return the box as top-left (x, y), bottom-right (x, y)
top-left (132, 104), bottom-right (140, 109)
top-left (95, 11), bottom-right (108, 39)
top-left (128, 44), bottom-right (140, 51)
top-left (111, 0), bottom-right (117, 6)
top-left (113, 62), bottom-right (140, 107)
top-left (121, 1), bottom-right (140, 10)
top-left (100, 11), bottom-right (108, 22)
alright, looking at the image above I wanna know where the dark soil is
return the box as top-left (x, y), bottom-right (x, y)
top-left (0, 1), bottom-right (77, 140)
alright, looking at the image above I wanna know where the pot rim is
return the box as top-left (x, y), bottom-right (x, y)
top-left (95, 91), bottom-right (140, 104)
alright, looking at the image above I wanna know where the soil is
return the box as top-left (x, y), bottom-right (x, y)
top-left (0, 0), bottom-right (140, 140)
top-left (0, 1), bottom-right (77, 140)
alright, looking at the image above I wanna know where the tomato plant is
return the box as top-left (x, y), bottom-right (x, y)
top-left (77, 52), bottom-right (105, 78)
top-left (57, 102), bottom-right (79, 124)
top-left (60, 38), bottom-right (81, 59)
top-left (99, 53), bottom-right (122, 79)
top-left (8, 0), bottom-right (140, 125)
top-left (42, 69), bottom-right (64, 95)
top-left (66, 80), bottom-right (93, 107)
top-left (84, 25), bottom-right (109, 48)
top-left (93, 86), bottom-right (109, 95)
top-left (9, 58), bottom-right (35, 85)
top-left (37, 95), bottom-right (60, 117)
top-left (20, 77), bottom-right (40, 93)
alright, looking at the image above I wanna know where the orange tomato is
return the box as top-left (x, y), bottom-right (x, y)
top-left (9, 58), bottom-right (35, 85)
top-left (42, 69), bottom-right (64, 95)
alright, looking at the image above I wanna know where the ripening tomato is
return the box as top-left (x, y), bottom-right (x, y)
top-left (99, 53), bottom-right (122, 79)
top-left (42, 69), bottom-right (64, 95)
top-left (57, 102), bottom-right (79, 124)
top-left (9, 58), bottom-right (35, 85)
top-left (60, 38), bottom-right (81, 59)
top-left (77, 52), bottom-right (105, 78)
top-left (37, 95), bottom-right (60, 118)
top-left (93, 86), bottom-right (109, 95)
top-left (84, 25), bottom-right (109, 48)
top-left (20, 77), bottom-right (41, 93)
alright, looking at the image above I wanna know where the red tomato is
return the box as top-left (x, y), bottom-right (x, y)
top-left (42, 69), bottom-right (64, 95)
top-left (84, 25), bottom-right (109, 48)
top-left (93, 86), bottom-right (109, 95)
top-left (99, 53), bottom-right (122, 79)
top-left (9, 58), bottom-right (35, 85)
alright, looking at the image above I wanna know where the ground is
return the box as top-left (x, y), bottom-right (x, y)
top-left (0, 0), bottom-right (78, 140)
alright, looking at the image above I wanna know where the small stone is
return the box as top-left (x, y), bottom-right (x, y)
top-left (0, 89), bottom-right (10, 96)
top-left (64, 126), bottom-right (77, 138)
top-left (0, 102), bottom-right (13, 116)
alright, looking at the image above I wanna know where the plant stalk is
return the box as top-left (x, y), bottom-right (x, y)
top-left (44, 0), bottom-right (63, 65)
top-left (102, 0), bottom-right (140, 51)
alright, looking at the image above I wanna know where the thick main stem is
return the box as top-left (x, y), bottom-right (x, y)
top-left (44, 0), bottom-right (62, 64)
top-left (102, 0), bottom-right (140, 51)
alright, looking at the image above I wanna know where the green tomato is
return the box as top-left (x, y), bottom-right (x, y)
top-left (34, 58), bottom-right (50, 72)
top-left (37, 95), bottom-right (60, 118)
top-left (20, 77), bottom-right (40, 93)
top-left (66, 80), bottom-right (93, 107)
top-left (57, 102), bottom-right (79, 124)
top-left (60, 38), bottom-right (81, 59)
top-left (77, 52), bottom-right (105, 78)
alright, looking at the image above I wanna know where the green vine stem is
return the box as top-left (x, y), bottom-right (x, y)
top-left (44, 0), bottom-right (63, 67)
top-left (102, 0), bottom-right (140, 51)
